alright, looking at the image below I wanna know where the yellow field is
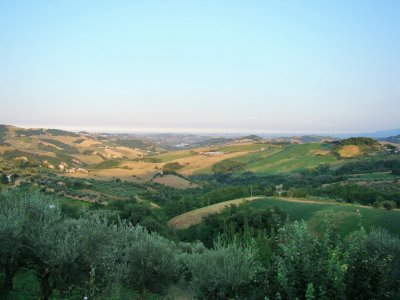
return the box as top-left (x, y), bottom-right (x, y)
top-left (338, 145), bottom-right (361, 158)
top-left (152, 174), bottom-right (198, 189)
top-left (173, 151), bottom-right (251, 175)
top-left (66, 160), bottom-right (161, 181)
top-left (75, 139), bottom-right (100, 147)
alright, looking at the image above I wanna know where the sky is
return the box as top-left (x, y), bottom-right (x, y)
top-left (0, 0), bottom-right (399, 134)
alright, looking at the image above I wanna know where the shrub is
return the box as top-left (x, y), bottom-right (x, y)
top-left (381, 200), bottom-right (397, 210)
top-left (212, 159), bottom-right (245, 174)
top-left (269, 221), bottom-right (346, 299)
top-left (163, 162), bottom-right (184, 173)
top-left (125, 226), bottom-right (183, 293)
top-left (186, 240), bottom-right (259, 299)
top-left (345, 229), bottom-right (400, 299)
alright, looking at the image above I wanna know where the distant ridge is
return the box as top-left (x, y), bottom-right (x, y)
top-left (333, 128), bottom-right (400, 139)
top-left (380, 135), bottom-right (400, 144)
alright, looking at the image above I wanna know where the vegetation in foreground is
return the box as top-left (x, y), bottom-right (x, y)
top-left (1, 191), bottom-right (400, 299)
top-left (1, 127), bottom-right (400, 298)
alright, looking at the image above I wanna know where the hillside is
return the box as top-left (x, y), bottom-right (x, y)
top-left (0, 124), bottom-right (156, 173)
top-left (335, 137), bottom-right (382, 158)
top-left (0, 125), bottom-right (397, 190)
top-left (381, 134), bottom-right (400, 144)
top-left (170, 196), bottom-right (400, 236)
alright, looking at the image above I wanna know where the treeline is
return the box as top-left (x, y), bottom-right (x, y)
top-left (179, 203), bottom-right (287, 247)
top-left (334, 158), bottom-right (400, 175)
top-left (1, 191), bottom-right (400, 299)
top-left (212, 159), bottom-right (245, 173)
top-left (339, 137), bottom-right (380, 147)
top-left (0, 125), bottom-right (10, 146)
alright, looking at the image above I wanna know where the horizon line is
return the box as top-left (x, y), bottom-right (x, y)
top-left (7, 123), bottom-right (399, 137)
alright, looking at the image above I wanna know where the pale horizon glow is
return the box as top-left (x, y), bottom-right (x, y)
top-left (11, 123), bottom-right (398, 136)
top-left (1, 1), bottom-right (399, 133)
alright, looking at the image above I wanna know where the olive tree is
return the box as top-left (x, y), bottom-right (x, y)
top-left (72, 214), bottom-right (131, 298)
top-left (125, 226), bottom-right (183, 293)
top-left (185, 239), bottom-right (260, 299)
top-left (21, 193), bottom-right (79, 300)
top-left (0, 192), bottom-right (27, 295)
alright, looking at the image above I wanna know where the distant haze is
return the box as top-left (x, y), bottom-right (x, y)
top-left (0, 1), bottom-right (399, 133)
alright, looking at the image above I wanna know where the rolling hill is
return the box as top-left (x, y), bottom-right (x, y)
top-left (169, 196), bottom-right (400, 237)
top-left (0, 124), bottom-right (392, 190)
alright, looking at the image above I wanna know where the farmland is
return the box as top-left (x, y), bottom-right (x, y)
top-left (1, 125), bottom-right (400, 299)
top-left (169, 196), bottom-right (400, 237)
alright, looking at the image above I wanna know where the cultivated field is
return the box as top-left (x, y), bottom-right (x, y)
top-left (169, 196), bottom-right (400, 236)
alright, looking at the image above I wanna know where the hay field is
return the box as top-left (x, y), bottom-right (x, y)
top-left (338, 145), bottom-right (361, 158)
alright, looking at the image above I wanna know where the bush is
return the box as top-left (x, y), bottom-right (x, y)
top-left (90, 160), bottom-right (121, 169)
top-left (381, 200), bottom-right (397, 210)
top-left (163, 162), bottom-right (184, 173)
top-left (212, 159), bottom-right (245, 174)
top-left (268, 221), bottom-right (346, 299)
top-left (125, 226), bottom-right (183, 293)
top-left (185, 240), bottom-right (259, 299)
top-left (345, 229), bottom-right (400, 299)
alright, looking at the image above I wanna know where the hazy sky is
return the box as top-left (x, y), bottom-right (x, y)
top-left (0, 1), bottom-right (399, 133)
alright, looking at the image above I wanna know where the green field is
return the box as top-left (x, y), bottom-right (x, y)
top-left (217, 143), bottom-right (270, 153)
top-left (248, 197), bottom-right (400, 236)
top-left (57, 196), bottom-right (92, 208)
top-left (236, 143), bottom-right (338, 174)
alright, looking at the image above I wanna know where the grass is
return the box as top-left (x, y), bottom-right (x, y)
top-left (168, 197), bottom-right (263, 229)
top-left (57, 195), bottom-right (93, 208)
top-left (232, 145), bottom-right (282, 164)
top-left (170, 196), bottom-right (400, 237)
top-left (6, 269), bottom-right (39, 300)
top-left (242, 143), bottom-right (338, 174)
top-left (154, 150), bottom-right (194, 162)
top-left (217, 143), bottom-right (269, 153)
top-left (8, 270), bottom-right (162, 300)
top-left (90, 159), bottom-right (121, 169)
top-left (249, 197), bottom-right (400, 237)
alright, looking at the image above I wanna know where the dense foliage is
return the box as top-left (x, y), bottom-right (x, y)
top-left (0, 125), bottom-right (9, 146)
top-left (162, 162), bottom-right (184, 173)
top-left (212, 159), bottom-right (245, 173)
top-left (339, 137), bottom-right (380, 147)
top-left (1, 191), bottom-right (400, 299)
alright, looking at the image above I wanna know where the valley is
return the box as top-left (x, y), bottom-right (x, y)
top-left (1, 124), bottom-right (400, 299)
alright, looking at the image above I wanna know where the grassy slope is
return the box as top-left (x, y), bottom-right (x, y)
top-left (217, 143), bottom-right (269, 153)
top-left (169, 196), bottom-right (400, 237)
top-left (168, 197), bottom-right (263, 229)
top-left (249, 197), bottom-right (400, 236)
top-left (154, 150), bottom-right (194, 162)
top-left (244, 143), bottom-right (338, 174)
